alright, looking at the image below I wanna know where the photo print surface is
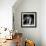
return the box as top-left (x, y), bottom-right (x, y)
top-left (23, 14), bottom-right (34, 25)
top-left (21, 12), bottom-right (37, 28)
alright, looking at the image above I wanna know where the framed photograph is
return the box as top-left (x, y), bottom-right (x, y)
top-left (21, 12), bottom-right (37, 28)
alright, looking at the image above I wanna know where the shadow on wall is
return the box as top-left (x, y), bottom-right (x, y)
top-left (12, 0), bottom-right (41, 46)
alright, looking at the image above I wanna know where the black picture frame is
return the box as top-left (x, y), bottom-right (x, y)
top-left (21, 12), bottom-right (37, 28)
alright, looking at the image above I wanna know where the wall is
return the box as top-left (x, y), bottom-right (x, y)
top-left (40, 0), bottom-right (46, 46)
top-left (0, 0), bottom-right (16, 30)
top-left (0, 0), bottom-right (17, 39)
top-left (13, 0), bottom-right (41, 46)
top-left (13, 0), bottom-right (46, 46)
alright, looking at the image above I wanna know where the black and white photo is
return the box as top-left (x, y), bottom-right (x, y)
top-left (21, 12), bottom-right (37, 28)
